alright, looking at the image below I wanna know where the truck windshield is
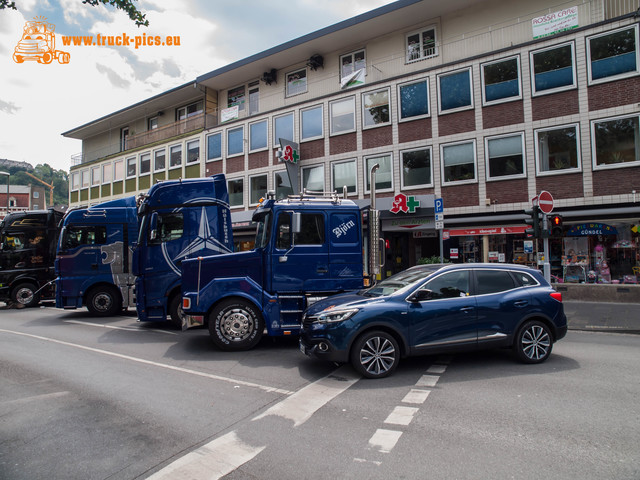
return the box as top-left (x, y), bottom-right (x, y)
top-left (254, 211), bottom-right (272, 249)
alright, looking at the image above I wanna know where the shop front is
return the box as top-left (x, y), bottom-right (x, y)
top-left (443, 226), bottom-right (532, 265)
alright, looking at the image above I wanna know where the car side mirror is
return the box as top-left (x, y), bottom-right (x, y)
top-left (409, 288), bottom-right (433, 302)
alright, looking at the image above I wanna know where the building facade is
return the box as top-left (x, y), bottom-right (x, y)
top-left (64, 0), bottom-right (640, 282)
top-left (0, 185), bottom-right (47, 219)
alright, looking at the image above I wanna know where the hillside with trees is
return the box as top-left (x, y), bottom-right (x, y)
top-left (0, 163), bottom-right (68, 207)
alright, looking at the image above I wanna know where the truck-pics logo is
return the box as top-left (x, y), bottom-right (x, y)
top-left (13, 17), bottom-right (70, 64)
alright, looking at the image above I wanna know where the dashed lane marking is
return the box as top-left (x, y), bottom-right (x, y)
top-left (384, 406), bottom-right (419, 426)
top-left (368, 429), bottom-right (403, 453)
top-left (416, 374), bottom-right (440, 387)
top-left (0, 328), bottom-right (293, 395)
top-left (402, 389), bottom-right (430, 404)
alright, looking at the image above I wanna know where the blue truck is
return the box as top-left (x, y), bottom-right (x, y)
top-left (0, 208), bottom-right (64, 307)
top-left (55, 175), bottom-right (234, 326)
top-left (133, 174), bottom-right (233, 326)
top-left (55, 197), bottom-right (139, 316)
top-left (181, 188), bottom-right (380, 351)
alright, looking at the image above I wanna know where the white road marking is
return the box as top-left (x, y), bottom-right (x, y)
top-left (353, 458), bottom-right (382, 466)
top-left (416, 374), bottom-right (440, 387)
top-left (384, 406), bottom-right (419, 426)
top-left (252, 365), bottom-right (360, 427)
top-left (0, 329), bottom-right (292, 395)
top-left (2, 391), bottom-right (69, 406)
top-left (145, 431), bottom-right (265, 480)
top-left (368, 429), bottom-right (403, 453)
top-left (427, 364), bottom-right (447, 374)
top-left (64, 319), bottom-right (178, 335)
top-left (402, 389), bottom-right (430, 404)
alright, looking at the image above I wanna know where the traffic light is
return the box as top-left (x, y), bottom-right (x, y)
top-left (550, 214), bottom-right (563, 237)
top-left (524, 205), bottom-right (541, 238)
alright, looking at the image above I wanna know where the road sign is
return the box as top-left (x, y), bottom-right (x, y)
top-left (435, 213), bottom-right (444, 221)
top-left (537, 190), bottom-right (554, 214)
top-left (435, 221), bottom-right (444, 230)
top-left (434, 198), bottom-right (443, 214)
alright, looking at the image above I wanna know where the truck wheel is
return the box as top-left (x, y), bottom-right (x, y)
top-left (86, 286), bottom-right (121, 317)
top-left (11, 282), bottom-right (40, 308)
top-left (40, 52), bottom-right (53, 64)
top-left (13, 54), bottom-right (24, 63)
top-left (208, 299), bottom-right (264, 351)
top-left (168, 294), bottom-right (186, 329)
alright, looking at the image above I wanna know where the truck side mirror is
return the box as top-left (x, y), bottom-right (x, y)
top-left (149, 212), bottom-right (158, 241)
top-left (291, 212), bottom-right (301, 234)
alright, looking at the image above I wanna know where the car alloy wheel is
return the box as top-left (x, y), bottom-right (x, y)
top-left (351, 330), bottom-right (399, 379)
top-left (515, 320), bottom-right (552, 364)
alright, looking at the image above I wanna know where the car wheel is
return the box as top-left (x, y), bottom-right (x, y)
top-left (11, 282), bottom-right (40, 308)
top-left (350, 330), bottom-right (400, 379)
top-left (514, 320), bottom-right (552, 364)
top-left (86, 286), bottom-right (121, 317)
top-left (168, 294), bottom-right (186, 329)
top-left (208, 299), bottom-right (264, 351)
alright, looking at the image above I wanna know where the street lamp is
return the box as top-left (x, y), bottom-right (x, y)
top-left (0, 171), bottom-right (9, 218)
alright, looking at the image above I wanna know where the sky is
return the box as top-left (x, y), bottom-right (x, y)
top-left (0, 0), bottom-right (396, 173)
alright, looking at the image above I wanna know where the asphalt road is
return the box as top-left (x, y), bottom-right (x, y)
top-left (1, 305), bottom-right (639, 480)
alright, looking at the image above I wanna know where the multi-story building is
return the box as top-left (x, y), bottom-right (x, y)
top-left (0, 185), bottom-right (47, 219)
top-left (63, 0), bottom-right (640, 282)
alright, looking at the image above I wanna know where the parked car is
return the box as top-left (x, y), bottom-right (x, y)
top-left (299, 263), bottom-right (567, 378)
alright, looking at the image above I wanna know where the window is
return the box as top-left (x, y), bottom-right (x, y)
top-left (126, 157), bottom-right (136, 178)
top-left (148, 116), bottom-right (158, 130)
top-left (475, 270), bottom-right (516, 295)
top-left (250, 120), bottom-right (268, 151)
top-left (438, 68), bottom-right (473, 113)
top-left (81, 169), bottom-right (89, 188)
top-left (276, 212), bottom-right (291, 249)
top-left (588, 25), bottom-right (639, 83)
top-left (114, 160), bottom-right (123, 181)
top-left (481, 56), bottom-right (521, 104)
top-left (274, 113), bottom-right (294, 144)
top-left (340, 49), bottom-right (366, 78)
top-left (330, 96), bottom-right (355, 135)
top-left (154, 149), bottom-right (166, 172)
top-left (249, 81), bottom-right (259, 115)
top-left (401, 147), bottom-right (432, 188)
top-left (152, 212), bottom-right (183, 244)
top-left (250, 174), bottom-right (267, 205)
top-left (177, 101), bottom-right (203, 120)
top-left (102, 163), bottom-right (112, 183)
top-left (332, 159), bottom-right (357, 194)
top-left (422, 270), bottom-right (470, 299)
top-left (120, 127), bottom-right (129, 151)
top-left (62, 225), bottom-right (107, 249)
top-left (302, 164), bottom-right (324, 192)
top-left (275, 171), bottom-right (293, 199)
top-left (530, 42), bottom-right (576, 95)
top-left (227, 178), bottom-right (244, 207)
top-left (406, 26), bottom-right (437, 63)
top-left (227, 126), bottom-right (244, 156)
top-left (485, 133), bottom-right (525, 179)
top-left (91, 166), bottom-right (100, 186)
top-left (441, 140), bottom-right (476, 184)
top-left (535, 124), bottom-right (580, 174)
top-left (207, 133), bottom-right (222, 161)
top-left (140, 153), bottom-right (150, 175)
top-left (301, 105), bottom-right (323, 140)
top-left (187, 140), bottom-right (199, 163)
top-left (71, 172), bottom-right (80, 190)
top-left (170, 145), bottom-right (182, 168)
top-left (297, 214), bottom-right (325, 245)
top-left (33, 191), bottom-right (39, 198)
top-left (362, 88), bottom-right (390, 128)
top-left (286, 68), bottom-right (307, 96)
top-left (228, 85), bottom-right (245, 111)
top-left (513, 271), bottom-right (539, 287)
top-left (365, 154), bottom-right (392, 192)
top-left (398, 78), bottom-right (429, 121)
top-left (591, 114), bottom-right (640, 169)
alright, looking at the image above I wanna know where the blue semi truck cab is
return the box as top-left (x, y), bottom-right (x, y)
top-left (133, 175), bottom-right (233, 326)
top-left (181, 190), bottom-right (368, 351)
top-left (55, 197), bottom-right (139, 316)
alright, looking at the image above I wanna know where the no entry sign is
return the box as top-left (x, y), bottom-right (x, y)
top-left (537, 190), bottom-right (554, 214)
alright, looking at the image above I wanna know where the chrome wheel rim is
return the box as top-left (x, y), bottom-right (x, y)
top-left (220, 308), bottom-right (255, 342)
top-left (521, 325), bottom-right (550, 360)
top-left (16, 288), bottom-right (34, 305)
top-left (360, 336), bottom-right (396, 376)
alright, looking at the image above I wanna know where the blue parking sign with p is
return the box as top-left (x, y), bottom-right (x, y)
top-left (434, 198), bottom-right (443, 213)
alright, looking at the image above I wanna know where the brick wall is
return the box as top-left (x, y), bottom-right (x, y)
top-left (248, 150), bottom-right (268, 170)
top-left (226, 156), bottom-right (244, 174)
top-left (441, 183), bottom-right (479, 207)
top-left (363, 125), bottom-right (393, 149)
top-left (398, 118), bottom-right (432, 144)
top-left (588, 76), bottom-right (640, 111)
top-left (438, 110), bottom-right (475, 137)
top-left (532, 89), bottom-right (579, 121)
top-left (482, 101), bottom-right (524, 129)
top-left (330, 132), bottom-right (357, 155)
top-left (537, 173), bottom-right (584, 198)
top-left (301, 138), bottom-right (325, 159)
top-left (486, 178), bottom-right (529, 204)
top-left (593, 166), bottom-right (640, 196)
top-left (205, 161), bottom-right (222, 176)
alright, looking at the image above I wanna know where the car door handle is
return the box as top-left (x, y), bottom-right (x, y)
top-left (514, 300), bottom-right (528, 307)
top-left (460, 306), bottom-right (474, 313)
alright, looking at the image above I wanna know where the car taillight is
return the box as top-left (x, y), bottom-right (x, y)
top-left (550, 291), bottom-right (562, 303)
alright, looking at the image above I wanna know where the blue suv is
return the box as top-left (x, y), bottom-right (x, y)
top-left (300, 263), bottom-right (567, 378)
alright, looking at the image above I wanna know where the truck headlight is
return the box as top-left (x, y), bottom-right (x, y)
top-left (316, 308), bottom-right (358, 324)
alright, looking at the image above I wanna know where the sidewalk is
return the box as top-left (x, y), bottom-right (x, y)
top-left (564, 301), bottom-right (640, 334)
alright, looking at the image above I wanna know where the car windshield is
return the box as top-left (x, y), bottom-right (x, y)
top-left (364, 265), bottom-right (443, 297)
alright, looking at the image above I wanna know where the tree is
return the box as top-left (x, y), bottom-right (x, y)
top-left (1, 164), bottom-right (69, 207)
top-left (0, 0), bottom-right (148, 27)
